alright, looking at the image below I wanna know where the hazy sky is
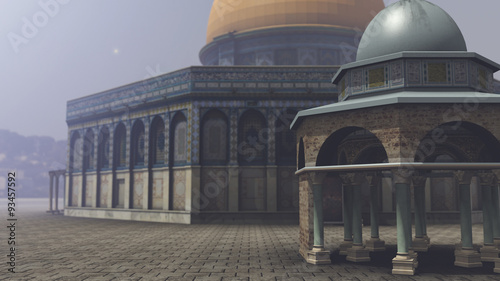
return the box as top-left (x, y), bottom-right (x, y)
top-left (1, 0), bottom-right (499, 141)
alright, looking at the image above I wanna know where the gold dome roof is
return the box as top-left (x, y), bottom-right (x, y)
top-left (206, 0), bottom-right (385, 43)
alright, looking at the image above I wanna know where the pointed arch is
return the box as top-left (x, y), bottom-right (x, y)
top-left (201, 109), bottom-right (228, 165)
top-left (238, 109), bottom-right (267, 165)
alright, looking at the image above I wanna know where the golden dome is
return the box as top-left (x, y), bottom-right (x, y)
top-left (206, 0), bottom-right (385, 43)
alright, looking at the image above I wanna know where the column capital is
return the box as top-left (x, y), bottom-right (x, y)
top-left (392, 168), bottom-right (412, 185)
top-left (412, 171), bottom-right (429, 187)
top-left (340, 172), bottom-right (364, 186)
top-left (453, 170), bottom-right (474, 185)
top-left (477, 171), bottom-right (496, 186)
top-left (365, 172), bottom-right (382, 187)
top-left (307, 172), bottom-right (327, 185)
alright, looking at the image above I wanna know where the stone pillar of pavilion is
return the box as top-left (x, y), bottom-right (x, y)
top-left (478, 172), bottom-right (499, 262)
top-left (453, 171), bottom-right (482, 268)
top-left (48, 171), bottom-right (54, 213)
top-left (54, 172), bottom-right (60, 213)
top-left (306, 172), bottom-right (331, 265)
top-left (342, 173), bottom-right (370, 262)
top-left (412, 172), bottom-right (430, 252)
top-left (339, 173), bottom-right (354, 256)
top-left (492, 171), bottom-right (500, 250)
top-left (392, 169), bottom-right (417, 275)
top-left (365, 172), bottom-right (385, 252)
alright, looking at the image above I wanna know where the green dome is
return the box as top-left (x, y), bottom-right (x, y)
top-left (356, 0), bottom-right (467, 61)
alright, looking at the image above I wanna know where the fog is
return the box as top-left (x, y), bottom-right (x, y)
top-left (1, 0), bottom-right (498, 141)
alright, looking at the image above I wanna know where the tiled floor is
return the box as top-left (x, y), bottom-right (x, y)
top-left (0, 210), bottom-right (499, 281)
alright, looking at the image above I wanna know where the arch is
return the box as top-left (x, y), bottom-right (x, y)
top-left (275, 109), bottom-right (298, 165)
top-left (69, 131), bottom-right (82, 172)
top-left (113, 123), bottom-right (127, 169)
top-left (171, 112), bottom-right (188, 166)
top-left (130, 120), bottom-right (145, 167)
top-left (298, 138), bottom-right (305, 170)
top-left (413, 121), bottom-right (500, 163)
top-left (149, 116), bottom-right (166, 166)
top-left (97, 126), bottom-right (110, 170)
top-left (201, 109), bottom-right (228, 165)
top-left (316, 126), bottom-right (387, 166)
top-left (83, 128), bottom-right (95, 171)
top-left (238, 109), bottom-right (267, 165)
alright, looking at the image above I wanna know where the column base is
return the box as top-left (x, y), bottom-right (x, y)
top-left (454, 249), bottom-right (483, 268)
top-left (409, 249), bottom-right (419, 268)
top-left (365, 237), bottom-right (386, 252)
top-left (412, 237), bottom-right (429, 252)
top-left (392, 254), bottom-right (417, 275)
top-left (494, 258), bottom-right (500, 274)
top-left (346, 245), bottom-right (371, 262)
top-left (339, 240), bottom-right (353, 256)
top-left (306, 246), bottom-right (331, 265)
top-left (495, 238), bottom-right (500, 250)
top-left (480, 244), bottom-right (499, 262)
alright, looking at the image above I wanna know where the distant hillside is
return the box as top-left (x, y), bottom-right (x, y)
top-left (0, 130), bottom-right (66, 198)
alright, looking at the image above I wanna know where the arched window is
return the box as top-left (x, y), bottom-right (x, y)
top-left (201, 110), bottom-right (228, 164)
top-left (238, 109), bottom-right (267, 165)
top-left (83, 129), bottom-right (95, 171)
top-left (171, 112), bottom-right (187, 165)
top-left (275, 109), bottom-right (298, 165)
top-left (113, 123), bottom-right (127, 168)
top-left (150, 116), bottom-right (165, 165)
top-left (131, 120), bottom-right (145, 167)
top-left (70, 132), bottom-right (82, 172)
top-left (97, 127), bottom-right (110, 169)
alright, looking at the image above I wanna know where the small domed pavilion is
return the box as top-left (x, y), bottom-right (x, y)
top-left (291, 0), bottom-right (500, 275)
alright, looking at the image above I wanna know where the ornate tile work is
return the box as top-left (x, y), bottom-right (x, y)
top-left (229, 109), bottom-right (238, 164)
top-left (367, 67), bottom-right (385, 89)
top-left (191, 106), bottom-right (200, 164)
top-left (319, 49), bottom-right (337, 65)
top-left (238, 52), bottom-right (255, 65)
top-left (469, 62), bottom-right (478, 89)
top-left (173, 170), bottom-right (186, 211)
top-left (219, 56), bottom-right (234, 66)
top-left (100, 175), bottom-right (109, 208)
top-left (267, 111), bottom-right (276, 164)
top-left (200, 168), bottom-right (228, 211)
top-left (453, 61), bottom-right (468, 85)
top-left (152, 177), bottom-right (163, 210)
top-left (407, 60), bottom-right (422, 84)
top-left (133, 173), bottom-right (144, 209)
top-left (351, 69), bottom-right (363, 93)
top-left (425, 62), bottom-right (449, 84)
top-left (391, 61), bottom-right (404, 86)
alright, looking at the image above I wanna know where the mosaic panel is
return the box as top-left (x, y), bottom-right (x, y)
top-left (275, 49), bottom-right (298, 65)
top-left (478, 67), bottom-right (488, 90)
top-left (391, 61), bottom-right (404, 86)
top-left (229, 110), bottom-right (238, 164)
top-left (132, 173), bottom-right (144, 209)
top-left (84, 179), bottom-right (92, 207)
top-left (426, 62), bottom-right (448, 84)
top-left (172, 170), bottom-right (186, 211)
top-left (453, 61), bottom-right (468, 85)
top-left (469, 62), bottom-right (478, 88)
top-left (320, 49), bottom-right (338, 65)
top-left (152, 177), bottom-right (163, 210)
top-left (407, 61), bottom-right (422, 84)
top-left (100, 175), bottom-right (109, 208)
top-left (351, 69), bottom-right (363, 93)
top-left (277, 168), bottom-right (299, 211)
top-left (367, 67), bottom-right (385, 89)
top-left (238, 52), bottom-right (256, 65)
top-left (71, 179), bottom-right (79, 207)
top-left (174, 120), bottom-right (187, 163)
top-left (239, 168), bottom-right (266, 211)
top-left (256, 51), bottom-right (274, 66)
top-left (298, 49), bottom-right (317, 65)
top-left (202, 112), bottom-right (228, 163)
top-left (200, 168), bottom-right (228, 211)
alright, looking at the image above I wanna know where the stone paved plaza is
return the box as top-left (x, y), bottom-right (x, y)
top-left (1, 207), bottom-right (499, 281)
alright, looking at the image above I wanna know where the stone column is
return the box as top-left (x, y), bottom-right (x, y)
top-left (342, 173), bottom-right (370, 262)
top-left (55, 173), bottom-right (60, 212)
top-left (412, 173), bottom-right (429, 252)
top-left (491, 171), bottom-right (500, 250)
top-left (48, 172), bottom-right (54, 213)
top-left (365, 172), bottom-right (385, 252)
top-left (453, 171), bottom-right (482, 268)
top-left (478, 172), bottom-right (499, 262)
top-left (307, 172), bottom-right (331, 265)
top-left (392, 169), bottom-right (417, 275)
top-left (339, 174), bottom-right (353, 255)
